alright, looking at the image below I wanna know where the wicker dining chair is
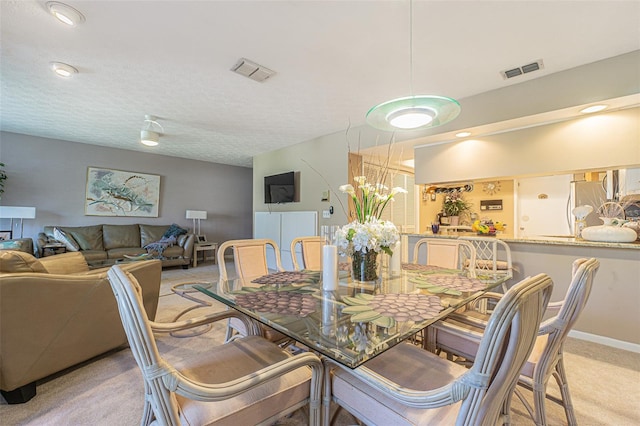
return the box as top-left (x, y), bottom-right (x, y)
top-left (290, 236), bottom-right (325, 271)
top-left (106, 265), bottom-right (323, 426)
top-left (460, 236), bottom-right (514, 291)
top-left (427, 257), bottom-right (600, 426)
top-left (217, 238), bottom-right (284, 281)
top-left (217, 238), bottom-right (288, 343)
top-left (411, 237), bottom-right (478, 276)
top-left (323, 273), bottom-right (553, 426)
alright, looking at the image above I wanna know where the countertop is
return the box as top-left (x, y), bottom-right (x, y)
top-left (405, 232), bottom-right (640, 250)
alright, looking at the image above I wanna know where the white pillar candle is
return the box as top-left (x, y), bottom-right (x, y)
top-left (322, 245), bottom-right (338, 291)
top-left (390, 241), bottom-right (402, 276)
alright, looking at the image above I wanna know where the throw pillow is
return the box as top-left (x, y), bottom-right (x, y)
top-left (163, 223), bottom-right (188, 238)
top-left (53, 227), bottom-right (80, 251)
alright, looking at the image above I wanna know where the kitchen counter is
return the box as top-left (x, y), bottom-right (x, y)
top-left (405, 232), bottom-right (640, 250)
top-left (404, 232), bottom-right (640, 350)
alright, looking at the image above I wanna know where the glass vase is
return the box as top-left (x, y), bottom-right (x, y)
top-left (351, 249), bottom-right (380, 283)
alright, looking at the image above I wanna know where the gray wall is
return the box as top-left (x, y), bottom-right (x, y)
top-left (0, 132), bottom-right (253, 246)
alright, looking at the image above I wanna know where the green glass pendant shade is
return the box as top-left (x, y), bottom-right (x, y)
top-left (366, 95), bottom-right (461, 131)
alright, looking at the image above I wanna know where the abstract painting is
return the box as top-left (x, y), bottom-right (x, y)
top-left (85, 167), bottom-right (160, 217)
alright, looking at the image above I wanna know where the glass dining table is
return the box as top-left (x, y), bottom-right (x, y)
top-left (195, 265), bottom-right (509, 368)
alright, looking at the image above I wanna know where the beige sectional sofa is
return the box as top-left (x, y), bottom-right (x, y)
top-left (37, 224), bottom-right (195, 268)
top-left (0, 251), bottom-right (162, 403)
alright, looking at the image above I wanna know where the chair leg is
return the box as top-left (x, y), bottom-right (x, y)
top-left (553, 357), bottom-right (578, 426)
top-left (532, 383), bottom-right (548, 426)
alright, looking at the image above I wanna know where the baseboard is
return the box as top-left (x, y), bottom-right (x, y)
top-left (569, 330), bottom-right (640, 354)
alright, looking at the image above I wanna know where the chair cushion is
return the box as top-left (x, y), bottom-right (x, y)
top-left (0, 250), bottom-right (47, 273)
top-left (173, 335), bottom-right (311, 425)
top-left (53, 227), bottom-right (80, 251)
top-left (332, 342), bottom-right (464, 425)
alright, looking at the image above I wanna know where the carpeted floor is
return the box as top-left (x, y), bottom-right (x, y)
top-left (1, 262), bottom-right (639, 425)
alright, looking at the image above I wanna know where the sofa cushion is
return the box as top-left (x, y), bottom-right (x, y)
top-left (65, 225), bottom-right (104, 251)
top-left (0, 251), bottom-right (47, 273)
top-left (139, 224), bottom-right (170, 247)
top-left (107, 248), bottom-right (147, 259)
top-left (53, 227), bottom-right (80, 251)
top-left (103, 224), bottom-right (141, 250)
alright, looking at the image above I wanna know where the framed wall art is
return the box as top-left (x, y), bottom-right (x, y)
top-left (85, 167), bottom-right (160, 217)
top-left (0, 230), bottom-right (12, 241)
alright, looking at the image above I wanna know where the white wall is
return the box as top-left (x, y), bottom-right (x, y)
top-left (414, 107), bottom-right (640, 184)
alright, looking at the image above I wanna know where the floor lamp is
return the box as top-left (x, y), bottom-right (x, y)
top-left (185, 210), bottom-right (207, 241)
top-left (0, 206), bottom-right (37, 239)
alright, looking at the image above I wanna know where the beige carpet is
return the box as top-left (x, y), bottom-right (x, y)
top-left (1, 262), bottom-right (639, 425)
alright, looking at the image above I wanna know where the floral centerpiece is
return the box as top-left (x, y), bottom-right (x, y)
top-left (335, 176), bottom-right (406, 282)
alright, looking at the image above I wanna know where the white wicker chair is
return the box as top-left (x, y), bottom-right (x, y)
top-left (216, 238), bottom-right (284, 280)
top-left (290, 236), bottom-right (325, 271)
top-left (107, 265), bottom-right (323, 426)
top-left (323, 273), bottom-right (553, 426)
top-left (217, 238), bottom-right (288, 343)
top-left (460, 236), bottom-right (514, 291)
top-left (428, 257), bottom-right (600, 426)
top-left (411, 237), bottom-right (477, 276)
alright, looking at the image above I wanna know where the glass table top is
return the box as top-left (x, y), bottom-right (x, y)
top-left (196, 267), bottom-right (508, 368)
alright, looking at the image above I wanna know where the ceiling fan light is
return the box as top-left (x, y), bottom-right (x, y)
top-left (140, 130), bottom-right (159, 146)
top-left (46, 2), bottom-right (85, 26)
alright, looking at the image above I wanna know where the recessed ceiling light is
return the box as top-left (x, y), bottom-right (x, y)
top-left (580, 104), bottom-right (608, 114)
top-left (46, 2), bottom-right (85, 26)
top-left (49, 61), bottom-right (78, 78)
top-left (456, 131), bottom-right (472, 138)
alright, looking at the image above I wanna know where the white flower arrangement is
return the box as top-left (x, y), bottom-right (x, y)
top-left (335, 176), bottom-right (406, 257)
top-left (335, 218), bottom-right (400, 256)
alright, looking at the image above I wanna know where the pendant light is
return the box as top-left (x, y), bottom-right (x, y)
top-left (366, 0), bottom-right (460, 131)
top-left (140, 115), bottom-right (163, 147)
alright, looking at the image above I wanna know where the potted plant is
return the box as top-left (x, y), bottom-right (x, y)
top-left (442, 190), bottom-right (472, 225)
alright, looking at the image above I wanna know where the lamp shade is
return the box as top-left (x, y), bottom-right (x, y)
top-left (0, 206), bottom-right (36, 219)
top-left (185, 210), bottom-right (207, 220)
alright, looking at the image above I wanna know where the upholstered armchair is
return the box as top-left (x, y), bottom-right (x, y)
top-left (0, 251), bottom-right (161, 403)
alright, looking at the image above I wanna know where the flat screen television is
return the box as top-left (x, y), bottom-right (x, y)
top-left (264, 171), bottom-right (296, 203)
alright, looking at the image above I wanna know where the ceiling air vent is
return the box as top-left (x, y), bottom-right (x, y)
top-left (231, 58), bottom-right (276, 82)
top-left (501, 59), bottom-right (544, 80)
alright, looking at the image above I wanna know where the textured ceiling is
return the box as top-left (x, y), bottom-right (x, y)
top-left (1, 0), bottom-right (639, 168)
